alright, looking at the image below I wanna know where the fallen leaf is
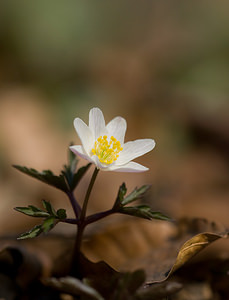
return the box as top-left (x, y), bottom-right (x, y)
top-left (0, 245), bottom-right (42, 288)
top-left (44, 276), bottom-right (104, 300)
top-left (135, 281), bottom-right (183, 300)
top-left (146, 231), bottom-right (228, 284)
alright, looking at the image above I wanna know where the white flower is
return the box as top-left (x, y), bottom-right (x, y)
top-left (70, 108), bottom-right (155, 172)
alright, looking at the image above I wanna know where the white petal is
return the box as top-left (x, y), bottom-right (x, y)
top-left (73, 118), bottom-right (94, 154)
top-left (116, 139), bottom-right (156, 165)
top-left (106, 116), bottom-right (127, 144)
top-left (89, 107), bottom-right (107, 139)
top-left (70, 145), bottom-right (94, 163)
top-left (108, 161), bottom-right (149, 172)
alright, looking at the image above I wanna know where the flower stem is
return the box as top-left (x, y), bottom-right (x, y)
top-left (70, 167), bottom-right (99, 276)
top-left (66, 191), bottom-right (81, 219)
top-left (60, 218), bottom-right (78, 224)
top-left (85, 208), bottom-right (115, 225)
top-left (80, 167), bottom-right (99, 222)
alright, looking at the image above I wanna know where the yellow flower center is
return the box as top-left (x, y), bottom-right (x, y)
top-left (91, 135), bottom-right (123, 165)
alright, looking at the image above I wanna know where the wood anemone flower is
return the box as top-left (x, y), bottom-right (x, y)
top-left (70, 107), bottom-right (155, 172)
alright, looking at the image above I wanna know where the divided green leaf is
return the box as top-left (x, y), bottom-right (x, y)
top-left (42, 217), bottom-right (57, 233)
top-left (17, 216), bottom-right (58, 240)
top-left (113, 183), bottom-right (127, 208)
top-left (61, 147), bottom-right (78, 190)
top-left (13, 165), bottom-right (68, 192)
top-left (17, 225), bottom-right (43, 240)
top-left (119, 183), bottom-right (127, 200)
top-left (15, 201), bottom-right (67, 223)
top-left (114, 184), bottom-right (151, 211)
top-left (119, 205), bottom-right (170, 221)
top-left (42, 200), bottom-right (57, 217)
top-left (13, 148), bottom-right (91, 193)
top-left (62, 163), bottom-right (91, 191)
top-left (121, 185), bottom-right (150, 206)
top-left (14, 206), bottom-right (49, 218)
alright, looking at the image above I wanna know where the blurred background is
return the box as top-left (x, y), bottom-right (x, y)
top-left (0, 0), bottom-right (229, 236)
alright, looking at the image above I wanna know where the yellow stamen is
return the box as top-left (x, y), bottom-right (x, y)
top-left (91, 135), bottom-right (123, 165)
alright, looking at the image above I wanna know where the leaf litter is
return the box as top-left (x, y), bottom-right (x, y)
top-left (0, 217), bottom-right (228, 299)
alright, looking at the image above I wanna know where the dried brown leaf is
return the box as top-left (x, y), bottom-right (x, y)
top-left (147, 231), bottom-right (228, 284)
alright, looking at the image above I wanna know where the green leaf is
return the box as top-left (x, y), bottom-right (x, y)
top-left (13, 165), bottom-right (68, 192)
top-left (14, 206), bottom-right (50, 218)
top-left (61, 148), bottom-right (78, 190)
top-left (114, 184), bottom-right (150, 209)
top-left (119, 183), bottom-right (127, 200)
top-left (72, 163), bottom-right (91, 190)
top-left (42, 217), bottom-right (57, 233)
top-left (121, 185), bottom-right (151, 206)
top-left (42, 200), bottom-right (57, 217)
top-left (113, 183), bottom-right (127, 209)
top-left (15, 202), bottom-right (67, 221)
top-left (62, 162), bottom-right (91, 192)
top-left (57, 208), bottom-right (67, 219)
top-left (119, 205), bottom-right (170, 221)
top-left (13, 147), bottom-right (91, 193)
top-left (17, 214), bottom-right (59, 240)
top-left (17, 225), bottom-right (43, 240)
